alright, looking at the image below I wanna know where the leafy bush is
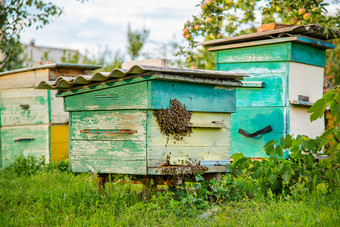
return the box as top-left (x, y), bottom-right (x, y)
top-left (230, 87), bottom-right (340, 196)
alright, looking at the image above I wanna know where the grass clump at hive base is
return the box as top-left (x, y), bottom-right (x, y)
top-left (153, 98), bottom-right (193, 142)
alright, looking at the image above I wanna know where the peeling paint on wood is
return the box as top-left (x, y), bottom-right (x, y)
top-left (0, 88), bottom-right (49, 126)
top-left (1, 125), bottom-right (49, 167)
top-left (217, 42), bottom-right (326, 67)
top-left (64, 82), bottom-right (148, 111)
top-left (149, 80), bottom-right (236, 112)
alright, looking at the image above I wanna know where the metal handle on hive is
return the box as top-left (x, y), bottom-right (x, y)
top-left (238, 125), bottom-right (272, 138)
top-left (14, 138), bottom-right (35, 142)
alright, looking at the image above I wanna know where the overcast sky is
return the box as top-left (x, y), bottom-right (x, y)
top-left (20, 0), bottom-right (201, 60)
top-left (20, 0), bottom-right (339, 61)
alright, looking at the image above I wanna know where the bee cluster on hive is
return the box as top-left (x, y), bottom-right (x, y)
top-left (158, 165), bottom-right (208, 186)
top-left (153, 98), bottom-right (193, 143)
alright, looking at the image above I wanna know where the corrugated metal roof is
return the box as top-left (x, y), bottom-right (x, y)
top-left (0, 63), bottom-right (102, 77)
top-left (199, 25), bottom-right (340, 48)
top-left (36, 65), bottom-right (247, 90)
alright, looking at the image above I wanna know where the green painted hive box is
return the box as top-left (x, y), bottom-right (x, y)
top-left (200, 25), bottom-right (338, 158)
top-left (37, 65), bottom-right (246, 175)
top-left (0, 63), bottom-right (100, 168)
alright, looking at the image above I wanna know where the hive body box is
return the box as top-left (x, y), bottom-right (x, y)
top-left (206, 34), bottom-right (334, 158)
top-left (53, 69), bottom-right (244, 175)
top-left (0, 64), bottom-right (100, 167)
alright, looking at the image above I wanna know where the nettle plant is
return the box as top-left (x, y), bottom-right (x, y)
top-left (230, 87), bottom-right (340, 195)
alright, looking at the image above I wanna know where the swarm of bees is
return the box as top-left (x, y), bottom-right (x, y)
top-left (160, 165), bottom-right (208, 186)
top-left (153, 98), bottom-right (193, 142)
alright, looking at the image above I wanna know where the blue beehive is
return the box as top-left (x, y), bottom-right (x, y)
top-left (200, 25), bottom-right (338, 158)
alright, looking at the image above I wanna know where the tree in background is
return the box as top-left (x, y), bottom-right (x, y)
top-left (80, 47), bottom-right (125, 72)
top-left (0, 0), bottom-right (62, 72)
top-left (127, 24), bottom-right (150, 61)
top-left (181, 0), bottom-right (339, 82)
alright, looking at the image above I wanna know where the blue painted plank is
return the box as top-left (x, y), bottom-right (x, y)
top-left (216, 42), bottom-right (326, 67)
top-left (230, 106), bottom-right (287, 158)
top-left (296, 36), bottom-right (335, 49)
top-left (291, 42), bottom-right (326, 67)
top-left (149, 80), bottom-right (236, 112)
top-left (218, 62), bottom-right (289, 74)
top-left (217, 43), bottom-right (291, 63)
top-left (231, 131), bottom-right (288, 158)
top-left (231, 106), bottom-right (287, 133)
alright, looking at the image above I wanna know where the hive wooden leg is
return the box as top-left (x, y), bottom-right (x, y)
top-left (97, 173), bottom-right (108, 192)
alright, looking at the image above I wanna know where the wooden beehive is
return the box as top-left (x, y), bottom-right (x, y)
top-left (37, 65), bottom-right (246, 180)
top-left (0, 63), bottom-right (100, 167)
top-left (200, 25), bottom-right (338, 158)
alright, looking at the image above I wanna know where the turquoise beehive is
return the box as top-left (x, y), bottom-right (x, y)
top-left (200, 25), bottom-right (338, 158)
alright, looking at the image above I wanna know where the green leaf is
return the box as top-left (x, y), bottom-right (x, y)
top-left (231, 152), bottom-right (244, 163)
top-left (266, 172), bottom-right (277, 185)
top-left (307, 98), bottom-right (326, 121)
top-left (324, 90), bottom-right (335, 103)
top-left (264, 140), bottom-right (276, 156)
top-left (251, 167), bottom-right (264, 179)
top-left (275, 144), bottom-right (284, 158)
top-left (279, 164), bottom-right (291, 183)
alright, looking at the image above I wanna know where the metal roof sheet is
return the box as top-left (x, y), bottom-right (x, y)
top-left (199, 25), bottom-right (340, 48)
top-left (36, 65), bottom-right (247, 90)
top-left (0, 63), bottom-right (102, 77)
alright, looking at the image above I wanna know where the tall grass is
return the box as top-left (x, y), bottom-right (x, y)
top-left (0, 156), bottom-right (339, 226)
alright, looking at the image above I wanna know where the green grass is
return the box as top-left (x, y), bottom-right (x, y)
top-left (1, 169), bottom-right (339, 226)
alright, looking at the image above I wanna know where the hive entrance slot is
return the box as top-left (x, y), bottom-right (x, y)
top-left (80, 129), bottom-right (137, 134)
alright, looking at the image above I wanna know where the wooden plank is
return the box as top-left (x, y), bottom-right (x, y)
top-left (64, 82), bottom-right (148, 111)
top-left (0, 88), bottom-right (49, 126)
top-left (149, 80), bottom-right (236, 112)
top-left (70, 140), bottom-right (146, 159)
top-left (217, 42), bottom-right (326, 67)
top-left (231, 106), bottom-right (287, 133)
top-left (295, 35), bottom-right (335, 49)
top-left (218, 62), bottom-right (289, 74)
top-left (216, 42), bottom-right (291, 63)
top-left (237, 75), bottom-right (286, 107)
top-left (148, 111), bottom-right (231, 147)
top-left (1, 125), bottom-right (49, 167)
top-left (147, 146), bottom-right (229, 167)
top-left (57, 75), bottom-right (156, 97)
top-left (207, 36), bottom-right (335, 51)
top-left (69, 129), bottom-right (147, 174)
top-left (70, 140), bottom-right (146, 174)
top-left (0, 69), bottom-right (49, 89)
top-left (231, 106), bottom-right (287, 158)
top-left (208, 37), bottom-right (296, 51)
top-left (218, 62), bottom-right (289, 107)
top-left (71, 160), bottom-right (147, 175)
top-left (155, 74), bottom-right (242, 87)
top-left (49, 90), bottom-right (69, 123)
top-left (51, 124), bottom-right (69, 161)
top-left (289, 100), bottom-right (314, 107)
top-left (70, 110), bottom-right (147, 141)
top-left (291, 42), bottom-right (326, 67)
top-left (231, 131), bottom-right (287, 158)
